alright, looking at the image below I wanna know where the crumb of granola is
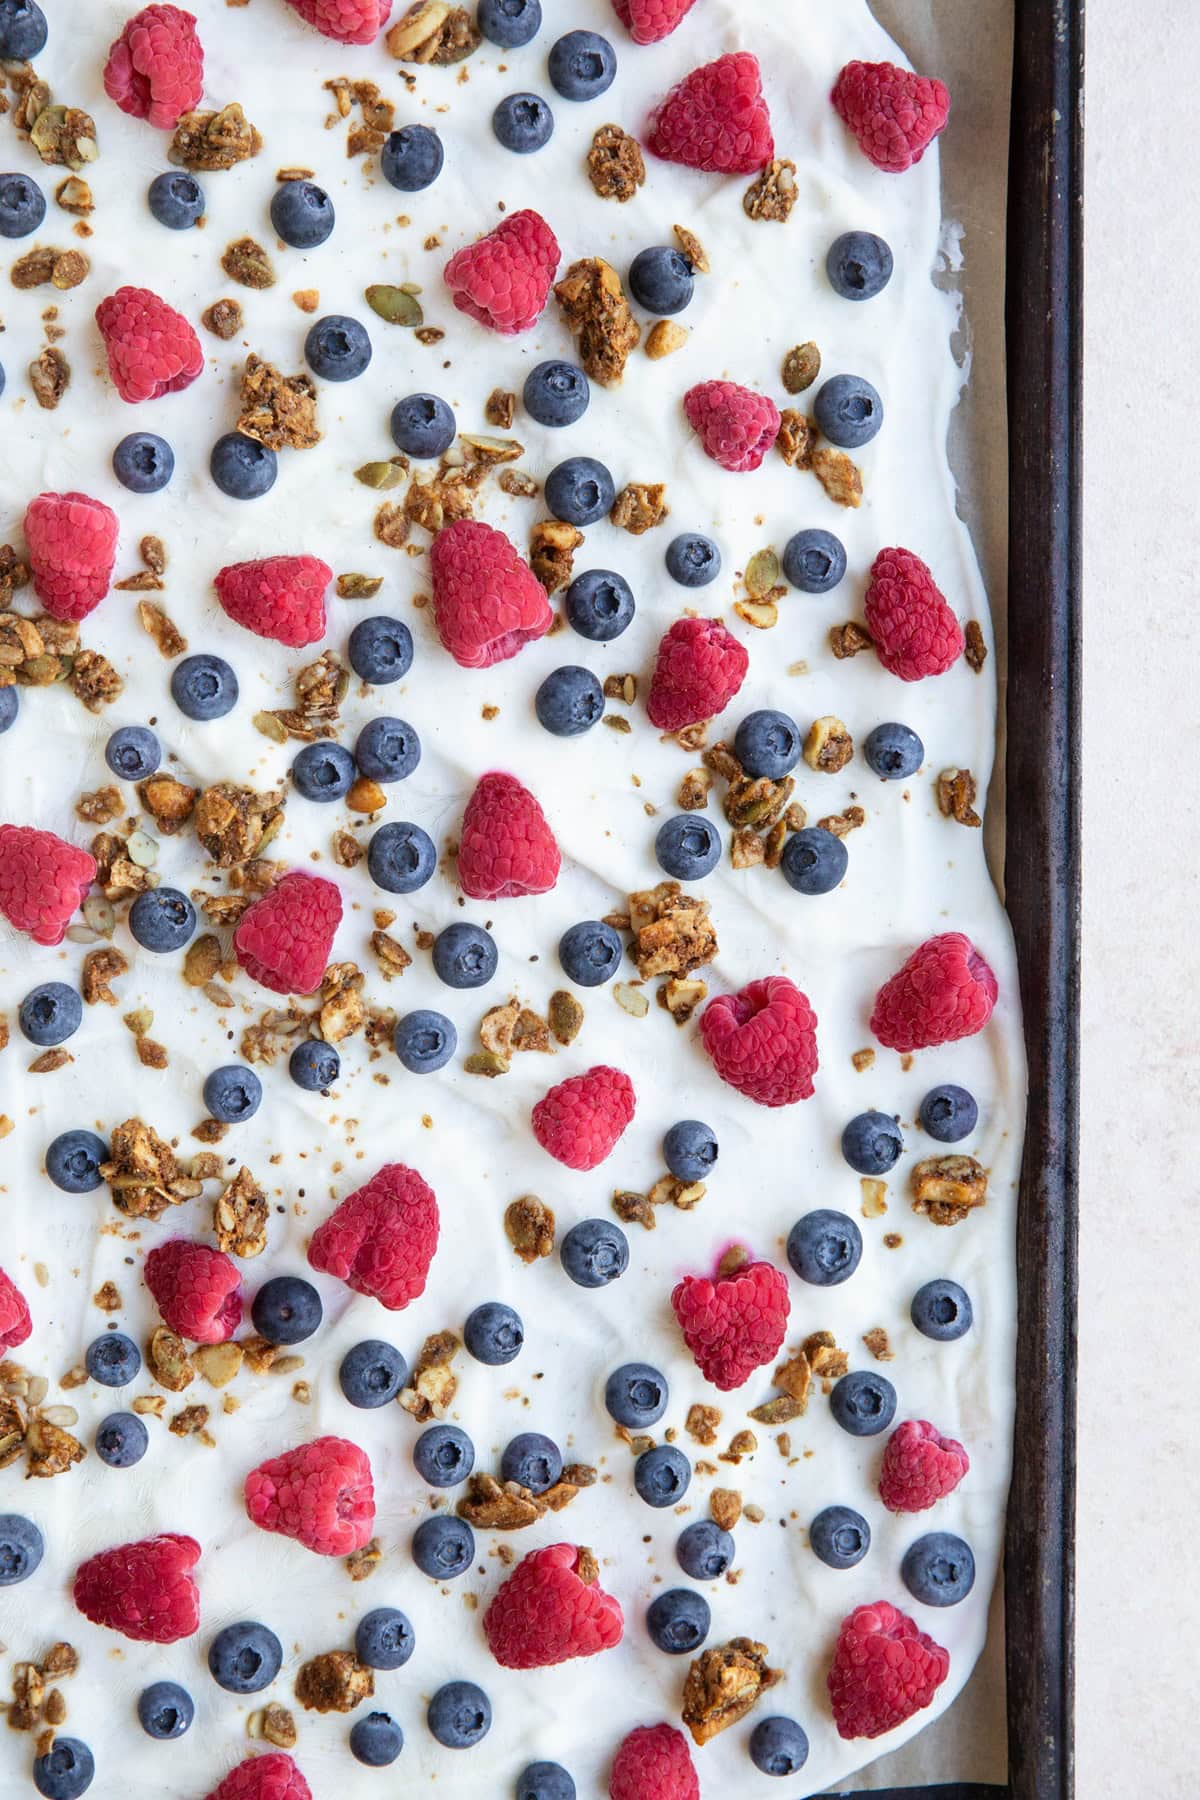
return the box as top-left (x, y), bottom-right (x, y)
top-left (505, 1195), bottom-right (555, 1264)
top-left (221, 237), bottom-right (275, 290)
top-left (92, 1281), bottom-right (122, 1313)
top-left (681, 1638), bottom-right (782, 1746)
top-left (964, 619), bottom-right (988, 671)
top-left (911, 1155), bottom-right (988, 1225)
top-left (782, 342), bottom-right (820, 394)
top-left (201, 297), bottom-right (243, 339)
top-left (817, 805), bottom-right (866, 838)
top-left (345, 1537), bottom-right (382, 1582)
top-left (28, 344), bottom-right (71, 409)
top-left (69, 647), bottom-right (121, 712)
top-left (193, 783), bottom-right (285, 867)
top-left (612, 1190), bottom-right (654, 1230)
top-left (802, 716), bottom-right (853, 773)
top-left (236, 353), bottom-right (321, 451)
top-left (811, 446), bottom-right (863, 508)
top-left (547, 990), bottom-right (583, 1046)
top-left (55, 176), bottom-right (93, 214)
top-left (170, 103), bottom-right (262, 171)
top-left (627, 881), bottom-right (717, 980)
top-left (685, 1403), bottom-right (721, 1447)
top-left (137, 773), bottom-right (198, 835)
top-left (248, 1702), bottom-right (298, 1749)
top-left (673, 224), bottom-right (709, 273)
top-left (484, 387), bottom-right (515, 428)
top-left (862, 1327), bottom-right (893, 1362)
top-left (387, 1), bottom-right (479, 63)
top-left (292, 287), bottom-right (319, 312)
top-left (192, 1342), bottom-right (244, 1387)
top-left (529, 519), bottom-right (584, 595)
top-left (936, 767), bottom-right (982, 827)
top-left (100, 1118), bottom-right (180, 1221)
top-left (776, 407), bottom-right (814, 468)
top-left (709, 1487), bottom-right (742, 1531)
top-left (25, 1414), bottom-right (86, 1478)
top-left (554, 257), bottom-right (640, 387)
top-left (74, 786), bottom-right (121, 825)
top-left (587, 123), bottom-right (645, 201)
top-left (829, 620), bottom-right (874, 660)
top-left (456, 1472), bottom-right (542, 1531)
top-left (742, 158), bottom-right (797, 221)
top-left (80, 946), bottom-right (127, 1006)
top-left (498, 468), bottom-right (539, 499)
top-left (397, 1329), bottom-right (459, 1421)
top-left (214, 1165), bottom-right (269, 1258)
top-left (370, 929), bottom-right (412, 978)
top-left (295, 1651), bottom-right (374, 1714)
top-left (610, 482), bottom-right (668, 534)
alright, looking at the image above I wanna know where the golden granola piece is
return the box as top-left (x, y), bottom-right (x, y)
top-left (248, 1703), bottom-right (298, 1748)
top-left (554, 257), bottom-right (640, 386)
top-left (101, 1118), bottom-right (179, 1221)
top-left (397, 1330), bottom-right (459, 1422)
top-left (387, 0), bottom-right (478, 62)
top-left (674, 223), bottom-right (710, 272)
top-left (710, 1488), bottom-right (742, 1531)
top-left (658, 975), bottom-right (707, 1025)
top-left (685, 1404), bottom-right (721, 1447)
top-left (678, 769), bottom-right (711, 811)
top-left (863, 1327), bottom-right (894, 1362)
top-left (610, 482), bottom-right (668, 534)
top-left (782, 342), bottom-right (821, 394)
top-left (505, 1195), bottom-right (555, 1264)
top-left (193, 783), bottom-right (285, 867)
top-left (170, 103), bottom-right (262, 171)
top-left (9, 1660), bottom-right (44, 1729)
top-left (829, 619), bottom-right (874, 659)
top-left (29, 345), bottom-right (70, 409)
top-left (74, 787), bottom-right (121, 825)
top-left (29, 101), bottom-right (98, 171)
top-left (811, 446), bottom-right (863, 508)
top-left (587, 123), bottom-right (645, 201)
top-left (803, 1331), bottom-right (848, 1381)
top-left (214, 1166), bottom-right (269, 1258)
top-left (964, 619), bottom-right (988, 671)
top-left (743, 158), bottom-right (797, 221)
top-left (295, 1651), bottom-right (374, 1714)
top-left (221, 237), bottom-right (275, 290)
top-left (776, 407), bottom-right (814, 468)
top-left (627, 882), bottom-right (718, 979)
top-left (485, 388), bottom-right (516, 428)
top-left (817, 805), bottom-right (866, 838)
top-left (529, 519), bottom-right (584, 595)
top-left (201, 297), bottom-right (244, 339)
top-left (911, 1155), bottom-right (988, 1225)
top-left (612, 1191), bottom-right (654, 1231)
top-left (236, 354), bottom-right (321, 451)
top-left (345, 1538), bottom-right (382, 1582)
top-left (936, 767), bottom-right (982, 827)
top-left (193, 1342), bottom-right (244, 1387)
top-left (70, 647), bottom-right (121, 712)
top-left (319, 962), bottom-right (366, 1041)
top-left (723, 772), bottom-right (794, 831)
top-left (803, 716), bottom-right (853, 773)
top-left (81, 946), bottom-right (127, 1006)
top-left (25, 1415), bottom-right (86, 1478)
top-left (137, 773), bottom-right (197, 834)
top-left (457, 1472), bottom-right (543, 1531)
top-left (498, 468), bottom-right (539, 499)
top-left (147, 1328), bottom-right (195, 1392)
top-left (169, 1403), bottom-right (210, 1438)
top-left (0, 1394), bottom-right (26, 1468)
top-left (748, 1395), bottom-right (804, 1426)
top-left (55, 176), bottom-right (93, 214)
top-left (682, 1639), bottom-right (782, 1745)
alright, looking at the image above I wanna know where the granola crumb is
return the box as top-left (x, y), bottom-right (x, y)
top-left (742, 157), bottom-right (797, 221)
top-left (936, 767), bottom-right (982, 827)
top-left (221, 236), bottom-right (276, 290)
top-left (811, 446), bottom-right (863, 509)
top-left (504, 1195), bottom-right (555, 1264)
top-left (964, 619), bottom-right (988, 671)
top-left (829, 620), bottom-right (874, 660)
top-left (610, 482), bottom-right (668, 534)
top-left (645, 319), bottom-right (688, 360)
top-left (862, 1327), bottom-right (894, 1362)
top-left (782, 342), bottom-right (821, 393)
top-left (910, 1155), bottom-right (988, 1226)
top-left (201, 297), bottom-right (243, 340)
top-left (673, 224), bottom-right (709, 273)
top-left (554, 257), bottom-right (640, 387)
top-left (295, 1650), bottom-right (374, 1714)
top-left (587, 123), bottom-right (645, 201)
top-left (681, 1638), bottom-right (782, 1746)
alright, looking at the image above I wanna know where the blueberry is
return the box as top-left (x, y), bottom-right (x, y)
top-left (351, 1711), bottom-right (404, 1767)
top-left (919, 1083), bottom-right (979, 1142)
top-left (548, 30), bottom-right (616, 100)
top-left (493, 92), bottom-right (554, 153)
top-left (394, 1009), bottom-right (457, 1073)
top-left (523, 359), bottom-right (588, 426)
top-left (733, 709), bottom-right (801, 779)
top-left (780, 826), bottom-right (848, 896)
top-left (354, 716), bottom-right (420, 782)
top-left (809, 1504), bottom-right (870, 1570)
top-left (413, 1515), bottom-right (475, 1581)
top-left (391, 392), bottom-right (455, 458)
top-left (289, 1039), bottom-right (340, 1091)
top-left (634, 1444), bottom-right (691, 1508)
top-left (105, 724), bottom-right (161, 781)
top-left (171, 653), bottom-right (239, 721)
top-left (210, 432), bottom-right (277, 500)
top-left (45, 1130), bottom-right (107, 1194)
top-left (304, 314), bottom-right (372, 382)
top-left (500, 1431), bottom-right (562, 1494)
top-left (148, 170), bottom-right (204, 230)
top-left (85, 1332), bottom-right (141, 1387)
top-left (655, 813), bottom-right (721, 880)
top-left (518, 1763), bottom-right (576, 1800)
top-left (826, 230), bottom-right (894, 301)
top-left (781, 527), bottom-right (847, 593)
top-left (33, 1737), bottom-right (94, 1799)
top-left (829, 1370), bottom-right (897, 1437)
top-left (349, 615), bottom-right (414, 684)
top-left (544, 456), bottom-right (614, 526)
top-left (813, 374), bottom-right (883, 448)
top-left (464, 1301), bottom-right (524, 1366)
top-left (340, 1339), bottom-right (407, 1409)
top-left (646, 1587), bottom-right (709, 1655)
top-left (0, 0), bottom-right (47, 58)
top-left (202, 1064), bottom-right (262, 1125)
top-left (477, 0), bottom-right (541, 48)
top-left (628, 246), bottom-right (693, 315)
top-left (95, 1411), bottom-right (149, 1468)
top-left (535, 665), bottom-right (604, 736)
top-left (901, 1531), bottom-right (976, 1607)
top-left (0, 171), bottom-right (45, 238)
top-left (427, 1680), bottom-right (491, 1748)
top-left (558, 919), bottom-right (622, 987)
top-left (560, 1218), bottom-right (628, 1289)
top-left (368, 822), bottom-right (436, 894)
top-left (787, 1210), bottom-right (862, 1287)
top-left (749, 1716), bottom-right (809, 1777)
top-left (19, 983), bottom-right (81, 1047)
top-left (291, 740), bottom-right (356, 802)
top-left (0, 684), bottom-right (16, 733)
top-left (252, 1275), bottom-right (323, 1345)
top-left (355, 1606), bottom-right (415, 1669)
top-left (129, 887), bottom-right (197, 954)
top-left (911, 1278), bottom-right (973, 1342)
top-left (841, 1110), bottom-right (903, 1175)
top-left (675, 1520), bottom-right (734, 1582)
top-left (604, 1362), bottom-right (668, 1429)
top-left (137, 1681), bottom-right (194, 1740)
top-left (113, 433), bottom-right (175, 494)
top-left (432, 921), bottom-right (497, 988)
top-left (271, 178), bottom-right (335, 248)
top-left (0, 1514), bottom-right (44, 1584)
top-left (564, 569), bottom-right (635, 641)
top-left (665, 532), bottom-right (721, 588)
top-left (662, 1119), bottom-right (717, 1183)
top-left (864, 721), bottom-right (924, 780)
top-left (381, 123), bottom-right (444, 191)
top-left (208, 1621), bottom-right (282, 1694)
top-left (414, 1423), bottom-right (475, 1488)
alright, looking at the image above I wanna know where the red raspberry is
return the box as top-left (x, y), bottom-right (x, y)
top-left (863, 548), bottom-right (964, 680)
top-left (73, 1533), bottom-right (201, 1644)
top-left (0, 825), bottom-right (95, 947)
top-left (611, 0), bottom-right (696, 43)
top-left (244, 1436), bottom-right (375, 1556)
top-left (671, 1250), bottom-right (789, 1390)
top-left (430, 519), bottom-right (553, 669)
top-left (144, 1239), bottom-right (243, 1344)
top-left (610, 1723), bottom-right (699, 1800)
top-left (0, 1265), bottom-right (32, 1351)
top-left (458, 770), bottom-right (560, 900)
top-left (645, 616), bottom-right (748, 732)
top-left (827, 1600), bottom-right (950, 1739)
top-left (870, 931), bottom-right (997, 1053)
top-left (700, 976), bottom-right (819, 1107)
top-left (832, 60), bottom-right (951, 174)
top-left (214, 555), bottom-right (332, 649)
top-left (483, 1542), bottom-right (624, 1670)
top-left (233, 872), bottom-right (343, 996)
top-left (206, 1755), bottom-right (312, 1800)
top-left (532, 1065), bottom-right (635, 1171)
top-left (95, 286), bottom-right (204, 404)
top-left (879, 1419), bottom-right (969, 1513)
top-left (645, 52), bottom-right (774, 174)
top-left (282, 0), bottom-right (390, 43)
top-left (24, 491), bottom-right (119, 622)
top-left (103, 5), bottom-right (204, 129)
top-left (683, 379), bottom-right (781, 472)
top-left (307, 1162), bottom-right (438, 1310)
top-left (443, 209), bottom-right (560, 335)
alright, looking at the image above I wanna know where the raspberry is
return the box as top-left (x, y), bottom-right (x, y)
top-left (0, 1265), bottom-right (32, 1351)
top-left (282, 0), bottom-right (390, 44)
top-left (645, 53), bottom-right (774, 175)
top-left (879, 1419), bottom-right (970, 1513)
top-left (233, 872), bottom-right (343, 996)
top-left (671, 1250), bottom-right (790, 1391)
top-left (870, 931), bottom-right (997, 1052)
top-left (700, 976), bottom-right (819, 1107)
top-left (206, 1756), bottom-right (313, 1800)
top-left (832, 60), bottom-right (950, 174)
top-left (144, 1239), bottom-right (243, 1344)
top-left (443, 209), bottom-right (560, 335)
top-left (611, 0), bottom-right (696, 45)
top-left (610, 1723), bottom-right (699, 1800)
top-left (827, 1600), bottom-right (949, 1739)
top-left (532, 1065), bottom-right (635, 1171)
top-left (645, 616), bottom-right (748, 731)
top-left (24, 491), bottom-right (119, 622)
top-left (73, 1533), bottom-right (201, 1644)
top-left (307, 1162), bottom-right (439, 1310)
top-left (214, 555), bottom-right (332, 650)
top-left (244, 1436), bottom-right (375, 1556)
top-left (0, 824), bottom-right (95, 946)
top-left (95, 286), bottom-right (204, 404)
top-left (483, 1543), bottom-right (624, 1670)
top-left (683, 379), bottom-right (781, 472)
top-left (863, 548), bottom-right (964, 680)
top-left (430, 519), bottom-right (553, 669)
top-left (103, 5), bottom-right (204, 129)
top-left (458, 770), bottom-right (560, 899)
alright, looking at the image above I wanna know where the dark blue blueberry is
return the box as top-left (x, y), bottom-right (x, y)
top-left (354, 716), bottom-right (420, 782)
top-left (0, 683), bottom-right (16, 733)
top-left (634, 1444), bottom-right (691, 1508)
top-left (523, 360), bottom-right (588, 426)
top-left (0, 1513), bottom-right (44, 1584)
top-left (0, 0), bottom-right (47, 58)
top-left (251, 1275), bottom-right (323, 1345)
top-left (464, 1301), bottom-right (524, 1366)
top-left (826, 230), bottom-right (894, 301)
top-left (289, 1039), bottom-right (340, 1092)
top-left (780, 826), bottom-right (848, 896)
top-left (413, 1515), bottom-right (475, 1581)
top-left (432, 921), bottom-right (497, 988)
top-left (500, 1431), bottom-right (561, 1494)
top-left (32, 1737), bottom-right (93, 1799)
top-left (208, 1621), bottom-right (282, 1694)
top-left (548, 30), bottom-right (616, 100)
top-left (105, 724), bottom-right (161, 780)
top-left (864, 720), bottom-right (924, 780)
top-left (351, 1711), bottom-right (404, 1766)
top-left (45, 1130), bottom-right (107, 1193)
top-left (304, 314), bottom-right (372, 382)
top-left (733, 709), bottom-right (801, 779)
top-left (911, 1278), bottom-right (973, 1342)
top-left (340, 1339), bottom-right (407, 1408)
top-left (381, 124), bottom-right (444, 191)
top-left (787, 1209), bottom-right (862, 1287)
top-left (829, 1370), bottom-right (897, 1438)
top-left (210, 432), bottom-right (277, 500)
top-left (348, 615), bottom-right (414, 684)
top-left (171, 653), bottom-right (238, 721)
top-left (518, 1763), bottom-right (576, 1800)
top-left (427, 1680), bottom-right (491, 1748)
top-left (901, 1531), bottom-right (976, 1607)
top-left (0, 170), bottom-right (45, 238)
top-left (492, 92), bottom-right (554, 154)
top-left (604, 1362), bottom-right (668, 1429)
top-left (809, 1504), bottom-right (870, 1570)
top-left (841, 1110), bottom-right (903, 1175)
top-left (394, 1008), bottom-right (457, 1073)
top-left (919, 1083), bottom-right (979, 1142)
top-left (781, 527), bottom-right (846, 593)
top-left (535, 665), bottom-right (604, 737)
top-left (355, 1606), bottom-right (415, 1669)
top-left (137, 1681), bottom-right (194, 1740)
top-left (477, 0), bottom-right (540, 48)
top-left (628, 245), bottom-right (693, 315)
top-left (95, 1411), bottom-right (148, 1468)
top-left (291, 739), bottom-right (356, 802)
top-left (560, 1218), bottom-right (628, 1289)
top-left (271, 178), bottom-right (335, 248)
top-left (558, 919), bottom-right (622, 987)
top-left (18, 982), bottom-right (81, 1047)
top-left (655, 813), bottom-right (721, 880)
top-left (202, 1064), bottom-right (262, 1124)
top-left (564, 568), bottom-right (634, 641)
top-left (391, 392), bottom-right (456, 458)
top-left (113, 433), bottom-right (175, 494)
top-left (662, 1119), bottom-right (717, 1183)
top-left (665, 532), bottom-right (720, 588)
top-left (675, 1520), bottom-right (734, 1582)
top-left (85, 1332), bottom-right (141, 1387)
top-left (147, 170), bottom-right (204, 229)
top-left (813, 373), bottom-right (883, 448)
top-left (368, 821), bottom-right (436, 894)
top-left (414, 1423), bottom-right (475, 1488)
top-left (749, 1716), bottom-right (809, 1777)
top-left (129, 887), bottom-right (196, 954)
top-left (544, 456), bottom-right (614, 526)
top-left (646, 1588), bottom-right (709, 1655)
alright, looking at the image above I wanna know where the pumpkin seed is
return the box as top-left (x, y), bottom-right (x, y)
top-left (365, 285), bottom-right (424, 326)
